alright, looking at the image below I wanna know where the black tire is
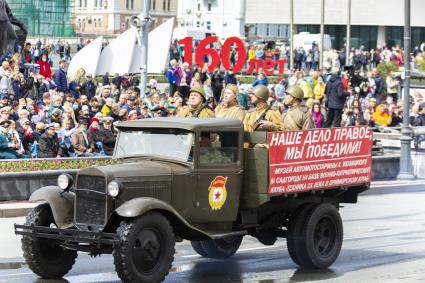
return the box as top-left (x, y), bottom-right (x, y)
top-left (287, 203), bottom-right (318, 266)
top-left (288, 203), bottom-right (343, 269)
top-left (197, 236), bottom-right (243, 259)
top-left (113, 212), bottom-right (175, 283)
top-left (21, 203), bottom-right (77, 278)
top-left (190, 241), bottom-right (208, 257)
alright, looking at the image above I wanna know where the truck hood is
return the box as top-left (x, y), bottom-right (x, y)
top-left (78, 158), bottom-right (192, 180)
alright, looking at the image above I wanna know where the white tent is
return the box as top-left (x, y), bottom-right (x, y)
top-left (96, 28), bottom-right (138, 76)
top-left (69, 18), bottom-right (174, 77)
top-left (130, 17), bottom-right (174, 74)
top-left (67, 36), bottom-right (103, 79)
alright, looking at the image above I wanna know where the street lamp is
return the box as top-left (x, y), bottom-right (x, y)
top-left (289, 0), bottom-right (294, 70)
top-left (397, 0), bottom-right (415, 180)
top-left (345, 0), bottom-right (351, 66)
top-left (319, 0), bottom-right (325, 70)
top-left (129, 0), bottom-right (151, 98)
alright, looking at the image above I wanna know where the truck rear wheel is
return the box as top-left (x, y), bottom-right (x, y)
top-left (21, 203), bottom-right (77, 278)
top-left (113, 212), bottom-right (175, 283)
top-left (190, 241), bottom-right (208, 257)
top-left (287, 203), bottom-right (343, 269)
top-left (191, 236), bottom-right (243, 258)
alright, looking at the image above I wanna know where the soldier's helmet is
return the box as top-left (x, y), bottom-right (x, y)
top-left (190, 86), bottom-right (206, 100)
top-left (285, 85), bottom-right (304, 100)
top-left (252, 85), bottom-right (270, 101)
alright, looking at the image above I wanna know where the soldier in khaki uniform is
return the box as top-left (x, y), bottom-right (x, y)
top-left (243, 85), bottom-right (284, 132)
top-left (282, 86), bottom-right (315, 131)
top-left (176, 86), bottom-right (215, 118)
top-left (214, 84), bottom-right (245, 121)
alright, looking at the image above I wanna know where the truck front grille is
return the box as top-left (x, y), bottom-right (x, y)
top-left (75, 175), bottom-right (106, 226)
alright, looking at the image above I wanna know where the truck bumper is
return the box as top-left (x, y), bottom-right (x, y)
top-left (14, 224), bottom-right (119, 246)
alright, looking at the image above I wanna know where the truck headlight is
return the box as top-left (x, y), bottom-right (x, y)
top-left (58, 174), bottom-right (73, 191)
top-left (107, 181), bottom-right (121, 197)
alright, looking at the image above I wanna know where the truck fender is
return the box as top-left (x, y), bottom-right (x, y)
top-left (115, 197), bottom-right (210, 240)
top-left (29, 186), bottom-right (75, 229)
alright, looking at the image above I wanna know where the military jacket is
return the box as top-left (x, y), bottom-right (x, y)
top-left (282, 105), bottom-right (315, 131)
top-left (214, 104), bottom-right (245, 121)
top-left (243, 104), bottom-right (284, 132)
top-left (176, 105), bottom-right (215, 118)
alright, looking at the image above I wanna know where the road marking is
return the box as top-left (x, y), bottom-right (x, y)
top-left (0, 272), bottom-right (33, 277)
top-left (181, 245), bottom-right (279, 258)
top-left (371, 182), bottom-right (425, 188)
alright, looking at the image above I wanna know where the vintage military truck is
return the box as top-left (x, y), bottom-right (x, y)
top-left (15, 118), bottom-right (370, 283)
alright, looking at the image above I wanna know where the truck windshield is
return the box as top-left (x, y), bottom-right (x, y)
top-left (115, 129), bottom-right (194, 162)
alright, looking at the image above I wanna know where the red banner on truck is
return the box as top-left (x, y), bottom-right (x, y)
top-left (268, 126), bottom-right (373, 195)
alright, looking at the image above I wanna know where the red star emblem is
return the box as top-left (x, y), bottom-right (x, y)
top-left (214, 191), bottom-right (221, 200)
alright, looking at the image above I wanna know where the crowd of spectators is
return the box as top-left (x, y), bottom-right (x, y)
top-left (0, 39), bottom-right (425, 159)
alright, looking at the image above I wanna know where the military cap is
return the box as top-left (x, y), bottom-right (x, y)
top-left (285, 86), bottom-right (304, 100)
top-left (252, 85), bottom-right (270, 101)
top-left (189, 86), bottom-right (206, 99)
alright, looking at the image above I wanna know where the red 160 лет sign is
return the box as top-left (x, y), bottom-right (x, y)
top-left (178, 36), bottom-right (287, 74)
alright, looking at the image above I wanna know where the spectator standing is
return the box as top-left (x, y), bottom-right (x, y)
top-left (325, 67), bottom-right (346, 128)
top-left (190, 72), bottom-right (202, 88)
top-left (224, 67), bottom-right (237, 86)
top-left (102, 72), bottom-right (110, 86)
top-left (373, 68), bottom-right (384, 99)
top-left (165, 59), bottom-right (178, 96)
top-left (53, 59), bottom-right (69, 93)
top-left (312, 102), bottom-right (325, 128)
top-left (81, 74), bottom-right (97, 99)
top-left (414, 104), bottom-right (425, 126)
top-left (0, 69), bottom-right (13, 99)
top-left (211, 68), bottom-right (224, 104)
top-left (386, 71), bottom-right (400, 103)
top-left (68, 68), bottom-right (86, 99)
top-left (176, 62), bottom-right (191, 100)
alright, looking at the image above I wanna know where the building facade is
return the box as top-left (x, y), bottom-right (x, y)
top-left (176, 0), bottom-right (425, 49)
top-left (73, 0), bottom-right (177, 36)
top-left (176, 0), bottom-right (245, 38)
top-left (7, 0), bottom-right (75, 37)
top-left (245, 0), bottom-right (425, 49)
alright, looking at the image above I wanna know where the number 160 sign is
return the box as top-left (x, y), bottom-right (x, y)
top-left (178, 36), bottom-right (286, 75)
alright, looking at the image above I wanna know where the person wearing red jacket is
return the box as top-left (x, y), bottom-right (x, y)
top-left (37, 53), bottom-right (52, 79)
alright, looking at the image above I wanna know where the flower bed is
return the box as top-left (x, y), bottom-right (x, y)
top-left (0, 158), bottom-right (118, 173)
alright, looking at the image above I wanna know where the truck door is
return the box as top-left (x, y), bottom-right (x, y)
top-left (193, 130), bottom-right (243, 223)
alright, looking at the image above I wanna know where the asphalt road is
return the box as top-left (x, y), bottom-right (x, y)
top-left (1, 182), bottom-right (425, 283)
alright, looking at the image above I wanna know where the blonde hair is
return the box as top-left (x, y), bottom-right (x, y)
top-left (71, 68), bottom-right (86, 84)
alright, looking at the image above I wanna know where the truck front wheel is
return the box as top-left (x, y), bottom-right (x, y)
top-left (21, 203), bottom-right (77, 278)
top-left (113, 212), bottom-right (175, 283)
top-left (191, 235), bottom-right (243, 258)
top-left (287, 203), bottom-right (343, 269)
